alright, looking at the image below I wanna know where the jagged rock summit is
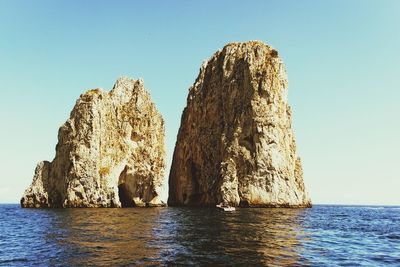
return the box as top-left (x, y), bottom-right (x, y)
top-left (168, 41), bottom-right (311, 207)
top-left (21, 77), bottom-right (166, 208)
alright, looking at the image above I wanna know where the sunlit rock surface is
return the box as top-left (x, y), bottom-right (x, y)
top-left (168, 41), bottom-right (311, 207)
top-left (21, 77), bottom-right (166, 208)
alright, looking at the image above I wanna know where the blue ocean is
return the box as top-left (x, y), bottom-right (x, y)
top-left (0, 204), bottom-right (399, 266)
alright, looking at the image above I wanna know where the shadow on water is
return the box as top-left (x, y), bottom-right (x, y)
top-left (47, 208), bottom-right (164, 266)
top-left (1, 205), bottom-right (311, 266)
top-left (158, 208), bottom-right (311, 266)
top-left (2, 205), bottom-right (400, 266)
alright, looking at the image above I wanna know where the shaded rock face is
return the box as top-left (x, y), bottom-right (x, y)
top-left (168, 41), bottom-right (311, 207)
top-left (21, 77), bottom-right (166, 208)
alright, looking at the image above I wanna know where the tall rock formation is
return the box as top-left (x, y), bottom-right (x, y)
top-left (168, 41), bottom-right (311, 207)
top-left (21, 77), bottom-right (166, 208)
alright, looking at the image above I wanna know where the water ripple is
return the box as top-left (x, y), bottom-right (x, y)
top-left (0, 205), bottom-right (399, 266)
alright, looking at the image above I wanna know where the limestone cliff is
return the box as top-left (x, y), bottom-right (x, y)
top-left (21, 77), bottom-right (166, 208)
top-left (168, 41), bottom-right (311, 207)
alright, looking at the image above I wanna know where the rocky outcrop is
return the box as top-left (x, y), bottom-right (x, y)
top-left (168, 41), bottom-right (311, 207)
top-left (21, 77), bottom-right (166, 208)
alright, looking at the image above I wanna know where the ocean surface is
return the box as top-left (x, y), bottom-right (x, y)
top-left (0, 204), bottom-right (399, 266)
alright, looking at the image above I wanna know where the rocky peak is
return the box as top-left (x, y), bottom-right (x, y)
top-left (168, 41), bottom-right (311, 207)
top-left (21, 77), bottom-right (166, 208)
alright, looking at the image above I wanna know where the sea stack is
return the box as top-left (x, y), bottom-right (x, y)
top-left (168, 41), bottom-right (311, 207)
top-left (21, 77), bottom-right (166, 208)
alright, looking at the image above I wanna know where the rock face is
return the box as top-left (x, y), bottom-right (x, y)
top-left (168, 41), bottom-right (311, 207)
top-left (21, 77), bottom-right (166, 208)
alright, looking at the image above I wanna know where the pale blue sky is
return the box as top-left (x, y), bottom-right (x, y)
top-left (0, 0), bottom-right (399, 205)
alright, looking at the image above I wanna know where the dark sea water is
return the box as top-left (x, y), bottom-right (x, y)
top-left (0, 204), bottom-right (399, 266)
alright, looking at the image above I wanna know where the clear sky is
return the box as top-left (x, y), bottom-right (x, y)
top-left (0, 0), bottom-right (399, 205)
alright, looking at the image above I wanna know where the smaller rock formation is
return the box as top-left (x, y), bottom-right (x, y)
top-left (21, 77), bottom-right (166, 208)
top-left (168, 41), bottom-right (311, 207)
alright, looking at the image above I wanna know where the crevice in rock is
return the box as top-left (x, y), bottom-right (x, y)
top-left (188, 161), bottom-right (201, 204)
top-left (118, 183), bottom-right (134, 207)
top-left (117, 165), bottom-right (135, 207)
